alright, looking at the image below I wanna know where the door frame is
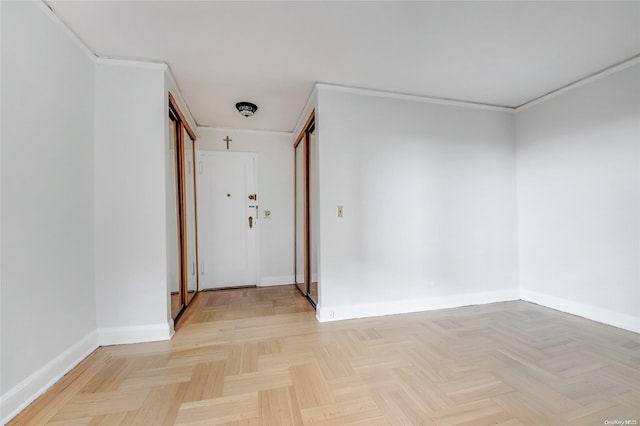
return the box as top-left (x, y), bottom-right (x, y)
top-left (169, 93), bottom-right (198, 321)
top-left (294, 110), bottom-right (315, 305)
top-left (196, 150), bottom-right (260, 289)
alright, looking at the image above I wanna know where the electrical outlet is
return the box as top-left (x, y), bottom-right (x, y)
top-left (264, 210), bottom-right (271, 218)
top-left (328, 311), bottom-right (335, 319)
top-left (337, 205), bottom-right (343, 218)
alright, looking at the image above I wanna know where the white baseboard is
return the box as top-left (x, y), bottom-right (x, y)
top-left (520, 289), bottom-right (640, 334)
top-left (316, 289), bottom-right (520, 322)
top-left (1, 330), bottom-right (99, 425)
top-left (258, 275), bottom-right (295, 287)
top-left (98, 322), bottom-right (174, 346)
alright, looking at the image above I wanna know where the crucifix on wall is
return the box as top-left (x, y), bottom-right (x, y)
top-left (223, 136), bottom-right (232, 150)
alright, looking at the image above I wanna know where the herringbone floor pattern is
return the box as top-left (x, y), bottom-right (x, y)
top-left (10, 285), bottom-right (640, 425)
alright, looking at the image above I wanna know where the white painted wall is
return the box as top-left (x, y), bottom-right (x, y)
top-left (516, 63), bottom-right (640, 332)
top-left (315, 86), bottom-right (519, 321)
top-left (1, 1), bottom-right (97, 420)
top-left (196, 128), bottom-right (295, 285)
top-left (94, 60), bottom-right (173, 344)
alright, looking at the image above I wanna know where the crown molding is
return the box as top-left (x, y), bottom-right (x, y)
top-left (516, 54), bottom-right (640, 111)
top-left (38, 0), bottom-right (639, 128)
top-left (39, 1), bottom-right (171, 72)
top-left (315, 82), bottom-right (514, 113)
top-left (95, 57), bottom-right (168, 70)
top-left (197, 126), bottom-right (293, 137)
top-left (38, 0), bottom-right (96, 61)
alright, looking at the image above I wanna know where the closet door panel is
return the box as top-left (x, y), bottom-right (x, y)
top-left (183, 130), bottom-right (198, 304)
top-left (168, 117), bottom-right (184, 319)
top-left (295, 141), bottom-right (306, 294)
top-left (308, 125), bottom-right (318, 304)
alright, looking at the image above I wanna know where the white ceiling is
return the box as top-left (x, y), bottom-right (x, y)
top-left (48, 1), bottom-right (640, 133)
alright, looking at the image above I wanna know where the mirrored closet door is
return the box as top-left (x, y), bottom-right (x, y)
top-left (168, 114), bottom-right (184, 319)
top-left (169, 93), bottom-right (199, 321)
top-left (295, 139), bottom-right (306, 296)
top-left (183, 129), bottom-right (198, 305)
top-left (294, 111), bottom-right (317, 306)
top-left (308, 124), bottom-right (318, 305)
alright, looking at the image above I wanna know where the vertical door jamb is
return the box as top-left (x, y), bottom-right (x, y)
top-left (293, 110), bottom-right (315, 300)
top-left (169, 93), bottom-right (198, 320)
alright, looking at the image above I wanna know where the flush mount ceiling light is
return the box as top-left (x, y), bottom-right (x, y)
top-left (235, 102), bottom-right (258, 117)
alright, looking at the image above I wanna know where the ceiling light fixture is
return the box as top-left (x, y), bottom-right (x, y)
top-left (235, 102), bottom-right (258, 117)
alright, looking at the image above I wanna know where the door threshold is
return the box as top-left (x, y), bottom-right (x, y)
top-left (200, 285), bottom-right (257, 291)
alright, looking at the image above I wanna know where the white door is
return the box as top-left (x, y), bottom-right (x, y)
top-left (197, 151), bottom-right (258, 289)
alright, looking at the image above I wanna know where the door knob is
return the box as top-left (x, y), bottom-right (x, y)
top-left (249, 216), bottom-right (253, 229)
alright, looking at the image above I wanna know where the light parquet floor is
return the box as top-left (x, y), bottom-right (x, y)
top-left (10, 285), bottom-right (640, 425)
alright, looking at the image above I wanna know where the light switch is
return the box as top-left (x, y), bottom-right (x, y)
top-left (264, 210), bottom-right (271, 218)
top-left (337, 205), bottom-right (343, 218)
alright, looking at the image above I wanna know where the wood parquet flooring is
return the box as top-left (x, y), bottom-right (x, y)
top-left (10, 285), bottom-right (640, 425)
